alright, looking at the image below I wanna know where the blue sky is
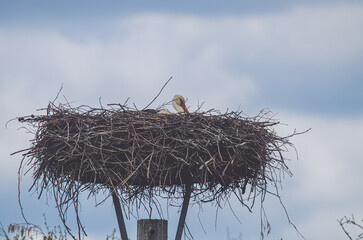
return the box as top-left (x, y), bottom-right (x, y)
top-left (1, 1), bottom-right (363, 240)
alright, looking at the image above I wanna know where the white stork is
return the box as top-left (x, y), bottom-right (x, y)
top-left (158, 94), bottom-right (189, 114)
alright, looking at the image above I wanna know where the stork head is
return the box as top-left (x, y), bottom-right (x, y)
top-left (172, 94), bottom-right (189, 114)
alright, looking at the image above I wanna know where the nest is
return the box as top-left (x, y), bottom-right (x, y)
top-left (17, 101), bottom-right (300, 237)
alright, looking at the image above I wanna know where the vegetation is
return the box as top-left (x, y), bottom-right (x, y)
top-left (2, 215), bottom-right (362, 239)
top-left (339, 215), bottom-right (363, 240)
top-left (0, 214), bottom-right (122, 240)
top-left (0, 222), bottom-right (67, 240)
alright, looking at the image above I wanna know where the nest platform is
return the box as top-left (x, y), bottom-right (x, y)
top-left (18, 102), bottom-right (295, 212)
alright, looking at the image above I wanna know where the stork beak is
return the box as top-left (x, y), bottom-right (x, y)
top-left (181, 103), bottom-right (189, 113)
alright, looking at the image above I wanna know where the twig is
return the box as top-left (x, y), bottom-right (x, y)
top-left (51, 83), bottom-right (63, 104)
top-left (142, 77), bottom-right (173, 110)
top-left (339, 215), bottom-right (363, 240)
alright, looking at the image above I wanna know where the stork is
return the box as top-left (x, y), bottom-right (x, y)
top-left (172, 94), bottom-right (189, 114)
top-left (158, 94), bottom-right (189, 114)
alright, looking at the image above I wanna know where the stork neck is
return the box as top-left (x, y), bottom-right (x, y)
top-left (173, 101), bottom-right (185, 113)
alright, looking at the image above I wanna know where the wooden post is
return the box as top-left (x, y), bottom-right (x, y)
top-left (137, 219), bottom-right (167, 240)
top-left (175, 184), bottom-right (192, 240)
top-left (112, 192), bottom-right (129, 240)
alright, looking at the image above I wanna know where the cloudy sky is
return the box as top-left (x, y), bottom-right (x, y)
top-left (1, 1), bottom-right (362, 239)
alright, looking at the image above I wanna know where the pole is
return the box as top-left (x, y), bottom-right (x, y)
top-left (112, 191), bottom-right (129, 240)
top-left (137, 219), bottom-right (167, 240)
top-left (175, 184), bottom-right (191, 240)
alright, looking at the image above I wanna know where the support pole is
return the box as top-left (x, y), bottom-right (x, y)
top-left (137, 219), bottom-right (167, 240)
top-left (112, 191), bottom-right (129, 240)
top-left (175, 184), bottom-right (192, 240)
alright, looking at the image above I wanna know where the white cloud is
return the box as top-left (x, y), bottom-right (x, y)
top-left (116, 3), bottom-right (363, 67)
top-left (241, 4), bottom-right (363, 66)
top-left (280, 114), bottom-right (363, 203)
top-left (274, 112), bottom-right (363, 240)
top-left (1, 3), bottom-right (362, 110)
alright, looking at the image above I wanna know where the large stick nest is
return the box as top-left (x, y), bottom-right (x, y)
top-left (17, 101), bottom-right (300, 237)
